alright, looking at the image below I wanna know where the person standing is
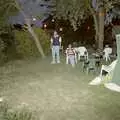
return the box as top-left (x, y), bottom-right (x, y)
top-left (51, 31), bottom-right (62, 64)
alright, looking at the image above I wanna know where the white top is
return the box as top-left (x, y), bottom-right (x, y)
top-left (66, 48), bottom-right (75, 55)
top-left (103, 47), bottom-right (112, 55)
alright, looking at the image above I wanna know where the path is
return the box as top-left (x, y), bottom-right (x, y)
top-left (0, 56), bottom-right (120, 120)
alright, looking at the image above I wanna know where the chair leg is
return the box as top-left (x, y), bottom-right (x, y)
top-left (87, 67), bottom-right (96, 74)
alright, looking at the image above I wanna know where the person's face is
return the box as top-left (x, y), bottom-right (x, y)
top-left (68, 44), bottom-right (72, 48)
top-left (54, 31), bottom-right (58, 36)
top-left (105, 45), bottom-right (109, 48)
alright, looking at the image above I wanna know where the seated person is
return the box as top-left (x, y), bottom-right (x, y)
top-left (65, 44), bottom-right (76, 67)
top-left (103, 45), bottom-right (112, 62)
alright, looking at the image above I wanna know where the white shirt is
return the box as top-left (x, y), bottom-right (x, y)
top-left (103, 47), bottom-right (112, 55)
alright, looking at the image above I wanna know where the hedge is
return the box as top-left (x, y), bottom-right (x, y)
top-left (14, 28), bottom-right (50, 58)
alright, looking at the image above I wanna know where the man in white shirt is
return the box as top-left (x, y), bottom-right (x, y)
top-left (103, 45), bottom-right (112, 62)
top-left (51, 31), bottom-right (62, 64)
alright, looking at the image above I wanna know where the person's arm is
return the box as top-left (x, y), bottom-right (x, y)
top-left (103, 48), bottom-right (105, 52)
top-left (50, 37), bottom-right (53, 49)
top-left (103, 48), bottom-right (105, 55)
top-left (59, 36), bottom-right (62, 47)
top-left (73, 48), bottom-right (76, 54)
top-left (65, 48), bottom-right (68, 55)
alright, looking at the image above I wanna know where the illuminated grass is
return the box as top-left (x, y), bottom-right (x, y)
top-left (0, 56), bottom-right (120, 120)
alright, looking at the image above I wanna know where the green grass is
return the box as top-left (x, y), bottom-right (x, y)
top-left (0, 102), bottom-right (34, 120)
top-left (0, 55), bottom-right (120, 120)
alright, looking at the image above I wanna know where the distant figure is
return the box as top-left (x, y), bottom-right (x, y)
top-left (51, 31), bottom-right (62, 64)
top-left (103, 45), bottom-right (112, 62)
top-left (65, 44), bottom-right (76, 67)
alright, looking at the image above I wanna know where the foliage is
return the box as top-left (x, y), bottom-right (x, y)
top-left (14, 28), bottom-right (50, 58)
top-left (0, 0), bottom-right (18, 26)
top-left (0, 0), bottom-right (56, 58)
top-left (4, 109), bottom-right (33, 120)
top-left (0, 39), bottom-right (7, 64)
top-left (0, 0), bottom-right (18, 60)
top-left (0, 102), bottom-right (34, 120)
top-left (0, 0), bottom-right (53, 62)
top-left (55, 0), bottom-right (89, 31)
top-left (0, 25), bottom-right (16, 64)
top-left (54, 0), bottom-right (120, 30)
top-left (34, 28), bottom-right (51, 55)
top-left (0, 37), bottom-right (6, 62)
top-left (0, 0), bottom-right (55, 26)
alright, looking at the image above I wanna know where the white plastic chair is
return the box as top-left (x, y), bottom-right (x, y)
top-left (75, 46), bottom-right (88, 61)
top-left (103, 47), bottom-right (112, 62)
top-left (100, 60), bottom-right (117, 77)
top-left (89, 60), bottom-right (117, 85)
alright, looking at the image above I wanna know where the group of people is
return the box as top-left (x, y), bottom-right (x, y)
top-left (50, 31), bottom-right (76, 67)
top-left (50, 30), bottom-right (114, 68)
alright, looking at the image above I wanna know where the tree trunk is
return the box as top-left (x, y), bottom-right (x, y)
top-left (89, 5), bottom-right (104, 52)
top-left (89, 6), bottom-right (99, 49)
top-left (93, 14), bottom-right (99, 48)
top-left (98, 7), bottom-right (104, 52)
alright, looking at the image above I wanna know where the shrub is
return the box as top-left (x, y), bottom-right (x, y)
top-left (0, 38), bottom-right (7, 64)
top-left (4, 109), bottom-right (33, 120)
top-left (14, 28), bottom-right (50, 58)
top-left (34, 28), bottom-right (51, 55)
top-left (0, 25), bottom-right (17, 64)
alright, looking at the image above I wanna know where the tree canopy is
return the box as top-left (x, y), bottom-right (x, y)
top-left (54, 0), bottom-right (120, 30)
top-left (0, 0), bottom-right (18, 27)
top-left (0, 0), bottom-right (55, 26)
top-left (0, 0), bottom-right (51, 57)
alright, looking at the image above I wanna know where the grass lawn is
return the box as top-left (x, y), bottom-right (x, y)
top-left (0, 55), bottom-right (120, 120)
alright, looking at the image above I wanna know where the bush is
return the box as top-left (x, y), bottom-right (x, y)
top-left (0, 38), bottom-right (7, 64)
top-left (34, 28), bottom-right (51, 55)
top-left (14, 28), bottom-right (50, 58)
top-left (0, 25), bottom-right (15, 64)
top-left (4, 109), bottom-right (33, 120)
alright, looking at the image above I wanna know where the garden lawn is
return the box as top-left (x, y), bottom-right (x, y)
top-left (0, 55), bottom-right (120, 120)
